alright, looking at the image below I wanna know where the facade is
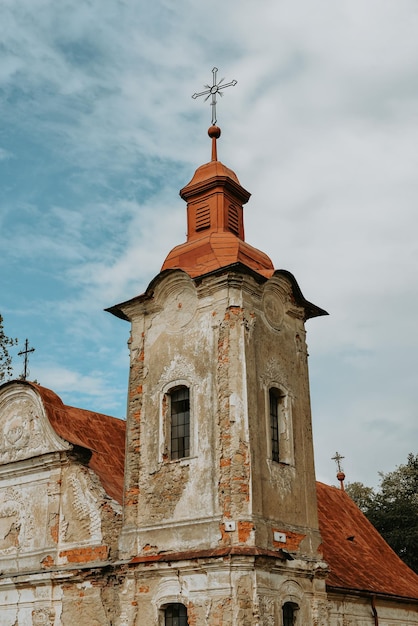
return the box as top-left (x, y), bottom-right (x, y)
top-left (0, 125), bottom-right (417, 624)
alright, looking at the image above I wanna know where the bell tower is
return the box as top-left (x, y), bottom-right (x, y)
top-left (108, 125), bottom-right (329, 625)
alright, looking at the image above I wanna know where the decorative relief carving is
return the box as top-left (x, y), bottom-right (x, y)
top-left (0, 487), bottom-right (34, 553)
top-left (5, 415), bottom-right (30, 447)
top-left (280, 579), bottom-right (304, 601)
top-left (70, 470), bottom-right (102, 538)
top-left (257, 594), bottom-right (275, 626)
top-left (154, 274), bottom-right (198, 332)
top-left (262, 287), bottom-right (284, 331)
top-left (61, 466), bottom-right (102, 543)
top-left (0, 391), bottom-right (70, 464)
top-left (261, 275), bottom-right (294, 331)
top-left (32, 608), bottom-right (55, 625)
top-left (163, 287), bottom-right (197, 330)
top-left (159, 355), bottom-right (197, 388)
top-left (0, 399), bottom-right (45, 463)
top-left (259, 357), bottom-right (289, 390)
top-left (262, 275), bottom-right (305, 327)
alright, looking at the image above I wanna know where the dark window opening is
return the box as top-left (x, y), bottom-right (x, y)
top-left (165, 603), bottom-right (189, 626)
top-left (170, 387), bottom-right (190, 460)
top-left (282, 602), bottom-right (297, 626)
top-left (270, 388), bottom-right (281, 463)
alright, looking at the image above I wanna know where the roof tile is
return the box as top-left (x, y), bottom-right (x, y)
top-left (317, 481), bottom-right (418, 599)
top-left (33, 383), bottom-right (126, 504)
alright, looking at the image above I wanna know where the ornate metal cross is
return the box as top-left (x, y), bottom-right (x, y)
top-left (192, 67), bottom-right (237, 125)
top-left (18, 338), bottom-right (35, 381)
top-left (332, 451), bottom-right (345, 473)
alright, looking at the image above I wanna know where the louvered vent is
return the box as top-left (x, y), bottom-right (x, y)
top-left (228, 204), bottom-right (239, 236)
top-left (196, 205), bottom-right (210, 231)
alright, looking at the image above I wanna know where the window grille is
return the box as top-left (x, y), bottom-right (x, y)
top-left (165, 603), bottom-right (189, 626)
top-left (170, 387), bottom-right (190, 460)
top-left (270, 388), bottom-right (281, 463)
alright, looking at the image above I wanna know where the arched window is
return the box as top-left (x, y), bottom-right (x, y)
top-left (268, 386), bottom-right (293, 465)
top-left (269, 387), bottom-right (283, 463)
top-left (164, 603), bottom-right (189, 626)
top-left (170, 386), bottom-right (190, 460)
top-left (282, 601), bottom-right (298, 626)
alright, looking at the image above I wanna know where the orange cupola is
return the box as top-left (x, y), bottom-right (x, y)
top-left (161, 126), bottom-right (275, 279)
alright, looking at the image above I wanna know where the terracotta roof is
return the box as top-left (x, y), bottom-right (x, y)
top-left (317, 481), bottom-right (418, 600)
top-left (162, 232), bottom-right (275, 279)
top-left (31, 383), bottom-right (126, 504)
top-left (161, 126), bottom-right (275, 280)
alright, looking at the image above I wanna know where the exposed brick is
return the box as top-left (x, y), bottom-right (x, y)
top-left (59, 545), bottom-right (109, 563)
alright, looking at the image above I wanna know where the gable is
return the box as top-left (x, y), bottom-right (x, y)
top-left (0, 381), bottom-right (123, 574)
top-left (0, 381), bottom-right (71, 464)
top-left (0, 380), bottom-right (126, 503)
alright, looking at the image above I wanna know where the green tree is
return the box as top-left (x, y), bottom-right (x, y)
top-left (0, 314), bottom-right (17, 383)
top-left (345, 481), bottom-right (375, 513)
top-left (347, 454), bottom-right (418, 574)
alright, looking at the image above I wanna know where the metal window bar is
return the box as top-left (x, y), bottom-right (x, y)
top-left (165, 603), bottom-right (189, 626)
top-left (270, 389), bottom-right (280, 463)
top-left (171, 387), bottom-right (190, 460)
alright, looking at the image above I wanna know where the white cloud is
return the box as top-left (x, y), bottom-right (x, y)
top-left (33, 362), bottom-right (127, 416)
top-left (2, 0), bottom-right (418, 487)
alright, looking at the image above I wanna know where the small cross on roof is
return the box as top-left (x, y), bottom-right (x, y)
top-left (192, 67), bottom-right (237, 125)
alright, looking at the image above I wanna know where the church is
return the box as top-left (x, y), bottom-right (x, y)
top-left (1, 118), bottom-right (418, 625)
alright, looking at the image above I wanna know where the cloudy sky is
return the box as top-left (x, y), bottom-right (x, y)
top-left (1, 0), bottom-right (417, 488)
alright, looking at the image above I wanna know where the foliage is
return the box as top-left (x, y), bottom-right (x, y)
top-left (345, 481), bottom-right (375, 513)
top-left (0, 314), bottom-right (18, 383)
top-left (346, 454), bottom-right (418, 574)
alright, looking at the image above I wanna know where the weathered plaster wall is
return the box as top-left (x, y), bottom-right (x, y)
top-left (0, 384), bottom-right (122, 625)
top-left (0, 569), bottom-right (124, 626)
top-left (327, 593), bottom-right (418, 625)
top-left (120, 271), bottom-right (255, 557)
top-left (116, 557), bottom-right (328, 626)
top-left (120, 268), bottom-right (322, 564)
top-left (246, 272), bottom-right (321, 556)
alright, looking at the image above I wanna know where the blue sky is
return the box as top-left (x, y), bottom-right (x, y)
top-left (1, 0), bottom-right (418, 488)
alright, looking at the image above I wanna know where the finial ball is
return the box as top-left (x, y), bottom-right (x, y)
top-left (208, 125), bottom-right (221, 139)
top-left (337, 471), bottom-right (346, 482)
